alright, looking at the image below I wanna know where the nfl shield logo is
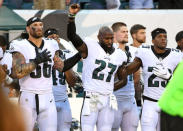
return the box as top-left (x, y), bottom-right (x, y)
top-left (38, 49), bottom-right (42, 53)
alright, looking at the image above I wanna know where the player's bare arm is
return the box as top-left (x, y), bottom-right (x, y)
top-left (67, 4), bottom-right (88, 58)
top-left (126, 57), bottom-right (142, 75)
top-left (114, 65), bottom-right (127, 91)
top-left (0, 65), bottom-right (7, 84)
top-left (12, 49), bottom-right (51, 79)
top-left (133, 69), bottom-right (142, 105)
top-left (65, 69), bottom-right (77, 87)
top-left (11, 52), bottom-right (37, 79)
top-left (54, 50), bottom-right (81, 72)
top-left (53, 51), bottom-right (64, 72)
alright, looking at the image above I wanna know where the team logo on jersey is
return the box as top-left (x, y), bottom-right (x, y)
top-left (104, 56), bottom-right (110, 61)
top-left (9, 45), bottom-right (15, 52)
top-left (159, 57), bottom-right (163, 61)
top-left (156, 62), bottom-right (163, 68)
top-left (135, 50), bottom-right (138, 56)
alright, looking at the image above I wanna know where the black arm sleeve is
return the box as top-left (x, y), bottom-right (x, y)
top-left (67, 21), bottom-right (84, 48)
top-left (62, 52), bottom-right (81, 72)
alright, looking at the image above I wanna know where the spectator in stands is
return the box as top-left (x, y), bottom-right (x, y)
top-left (6, 0), bottom-right (22, 9)
top-left (129, 0), bottom-right (154, 9)
top-left (84, 0), bottom-right (120, 9)
top-left (4, 0), bottom-right (33, 9)
top-left (159, 0), bottom-right (183, 9)
top-left (21, 0), bottom-right (33, 9)
top-left (175, 31), bottom-right (183, 51)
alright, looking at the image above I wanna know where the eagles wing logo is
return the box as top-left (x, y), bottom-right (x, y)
top-left (9, 45), bottom-right (15, 52)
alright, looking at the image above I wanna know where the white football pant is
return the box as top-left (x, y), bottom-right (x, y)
top-left (19, 92), bottom-right (57, 131)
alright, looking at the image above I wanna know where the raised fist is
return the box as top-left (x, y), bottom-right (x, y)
top-left (69, 4), bottom-right (80, 15)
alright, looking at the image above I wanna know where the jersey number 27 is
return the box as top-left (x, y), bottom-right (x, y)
top-left (92, 59), bottom-right (117, 82)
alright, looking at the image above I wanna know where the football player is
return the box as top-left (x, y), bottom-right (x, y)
top-left (44, 28), bottom-right (80, 131)
top-left (112, 22), bottom-right (142, 131)
top-left (125, 28), bottom-right (183, 131)
top-left (10, 17), bottom-right (81, 131)
top-left (67, 4), bottom-right (127, 131)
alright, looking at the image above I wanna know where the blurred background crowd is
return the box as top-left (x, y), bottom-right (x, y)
top-left (0, 0), bottom-right (183, 10)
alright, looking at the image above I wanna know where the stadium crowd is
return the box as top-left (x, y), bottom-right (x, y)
top-left (1, 0), bottom-right (183, 9)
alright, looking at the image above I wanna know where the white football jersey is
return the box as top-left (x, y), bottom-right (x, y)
top-left (82, 38), bottom-right (127, 95)
top-left (52, 50), bottom-right (73, 101)
top-left (0, 47), bottom-right (3, 59)
top-left (0, 51), bottom-right (12, 75)
top-left (136, 45), bottom-right (183, 100)
top-left (0, 51), bottom-right (13, 96)
top-left (10, 38), bottom-right (59, 94)
top-left (114, 45), bottom-right (137, 100)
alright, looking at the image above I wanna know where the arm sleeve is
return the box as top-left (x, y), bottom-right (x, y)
top-left (62, 52), bottom-right (81, 72)
top-left (67, 21), bottom-right (84, 48)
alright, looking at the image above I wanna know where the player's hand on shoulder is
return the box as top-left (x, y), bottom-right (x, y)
top-left (34, 49), bottom-right (51, 65)
top-left (69, 3), bottom-right (80, 15)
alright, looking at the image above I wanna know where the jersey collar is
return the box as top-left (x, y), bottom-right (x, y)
top-left (28, 39), bottom-right (44, 50)
top-left (151, 45), bottom-right (171, 60)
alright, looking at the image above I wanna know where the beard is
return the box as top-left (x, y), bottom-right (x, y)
top-left (30, 26), bottom-right (43, 39)
top-left (136, 38), bottom-right (145, 43)
top-left (100, 42), bottom-right (114, 54)
top-left (158, 46), bottom-right (166, 50)
top-left (31, 31), bottom-right (43, 39)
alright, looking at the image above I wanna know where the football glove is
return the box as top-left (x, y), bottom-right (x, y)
top-left (34, 49), bottom-right (51, 65)
top-left (153, 65), bottom-right (171, 80)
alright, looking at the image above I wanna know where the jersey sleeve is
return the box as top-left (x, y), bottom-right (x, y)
top-left (9, 40), bottom-right (22, 53)
top-left (83, 37), bottom-right (97, 59)
top-left (175, 51), bottom-right (183, 65)
top-left (0, 52), bottom-right (12, 75)
top-left (51, 39), bottom-right (60, 52)
top-left (83, 37), bottom-right (95, 49)
top-left (135, 47), bottom-right (144, 60)
top-left (0, 47), bottom-right (3, 59)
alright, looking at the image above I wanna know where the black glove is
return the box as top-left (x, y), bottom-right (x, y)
top-left (136, 99), bottom-right (142, 107)
top-left (34, 49), bottom-right (51, 65)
